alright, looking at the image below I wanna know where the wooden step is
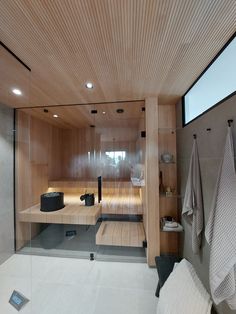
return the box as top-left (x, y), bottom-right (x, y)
top-left (96, 221), bottom-right (145, 247)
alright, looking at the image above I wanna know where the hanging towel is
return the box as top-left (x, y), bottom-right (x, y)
top-left (182, 137), bottom-right (203, 254)
top-left (205, 127), bottom-right (236, 309)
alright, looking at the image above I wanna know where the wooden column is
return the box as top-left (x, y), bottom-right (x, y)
top-left (145, 97), bottom-right (160, 266)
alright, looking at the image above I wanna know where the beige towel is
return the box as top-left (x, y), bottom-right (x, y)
top-left (182, 138), bottom-right (203, 254)
top-left (205, 127), bottom-right (236, 309)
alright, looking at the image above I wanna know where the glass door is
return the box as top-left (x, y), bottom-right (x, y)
top-left (93, 102), bottom-right (147, 262)
top-left (0, 44), bottom-right (32, 313)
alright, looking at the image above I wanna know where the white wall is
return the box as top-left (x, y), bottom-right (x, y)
top-left (0, 103), bottom-right (14, 264)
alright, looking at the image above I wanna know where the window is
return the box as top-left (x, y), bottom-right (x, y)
top-left (183, 35), bottom-right (236, 125)
top-left (105, 151), bottom-right (126, 165)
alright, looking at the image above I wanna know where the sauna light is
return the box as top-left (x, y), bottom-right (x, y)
top-left (53, 114), bottom-right (58, 118)
top-left (102, 111), bottom-right (106, 114)
top-left (12, 88), bottom-right (22, 95)
top-left (86, 82), bottom-right (93, 89)
top-left (116, 109), bottom-right (124, 113)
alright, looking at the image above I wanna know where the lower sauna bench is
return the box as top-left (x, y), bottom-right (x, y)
top-left (96, 221), bottom-right (145, 247)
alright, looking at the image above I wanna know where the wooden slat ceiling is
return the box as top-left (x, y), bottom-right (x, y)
top-left (20, 100), bottom-right (145, 129)
top-left (0, 0), bottom-right (235, 108)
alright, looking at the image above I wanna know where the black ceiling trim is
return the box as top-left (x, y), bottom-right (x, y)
top-left (16, 99), bottom-right (145, 110)
top-left (0, 41), bottom-right (31, 72)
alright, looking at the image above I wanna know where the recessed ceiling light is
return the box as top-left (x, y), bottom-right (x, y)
top-left (12, 88), bottom-right (22, 95)
top-left (86, 82), bottom-right (93, 89)
top-left (102, 111), bottom-right (106, 114)
top-left (116, 109), bottom-right (124, 113)
top-left (53, 114), bottom-right (58, 118)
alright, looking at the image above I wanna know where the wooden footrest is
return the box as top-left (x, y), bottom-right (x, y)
top-left (96, 221), bottom-right (145, 247)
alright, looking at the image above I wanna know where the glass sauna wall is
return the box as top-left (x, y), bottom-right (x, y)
top-left (16, 101), bottom-right (146, 263)
top-left (93, 102), bottom-right (146, 261)
top-left (0, 44), bottom-right (32, 312)
top-left (15, 112), bottom-right (97, 259)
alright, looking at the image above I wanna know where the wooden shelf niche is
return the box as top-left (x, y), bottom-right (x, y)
top-left (158, 104), bottom-right (179, 255)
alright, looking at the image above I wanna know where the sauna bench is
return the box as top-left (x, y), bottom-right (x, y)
top-left (101, 194), bottom-right (143, 215)
top-left (18, 200), bottom-right (101, 225)
top-left (47, 180), bottom-right (143, 216)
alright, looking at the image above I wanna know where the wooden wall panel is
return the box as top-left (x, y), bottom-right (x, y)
top-left (144, 101), bottom-right (178, 264)
top-left (57, 128), bottom-right (139, 180)
top-left (30, 117), bottom-right (50, 164)
top-left (101, 140), bottom-right (136, 180)
top-left (61, 128), bottom-right (99, 179)
top-left (145, 97), bottom-right (160, 266)
top-left (16, 111), bottom-right (62, 249)
top-left (160, 233), bottom-right (179, 254)
top-left (158, 104), bottom-right (178, 255)
top-left (136, 115), bottom-right (146, 234)
top-left (49, 127), bottom-right (63, 180)
top-left (158, 104), bottom-right (176, 129)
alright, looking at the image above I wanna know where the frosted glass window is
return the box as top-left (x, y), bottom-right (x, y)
top-left (183, 36), bottom-right (236, 125)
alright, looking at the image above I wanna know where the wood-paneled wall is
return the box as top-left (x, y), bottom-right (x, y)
top-left (59, 129), bottom-right (139, 180)
top-left (158, 104), bottom-right (178, 255)
top-left (49, 127), bottom-right (63, 180)
top-left (101, 140), bottom-right (136, 179)
top-left (16, 112), bottom-right (45, 249)
top-left (144, 100), bottom-right (178, 266)
top-left (145, 97), bottom-right (160, 266)
top-left (136, 115), bottom-right (146, 236)
top-left (60, 128), bottom-right (100, 179)
top-left (16, 111), bottom-right (64, 249)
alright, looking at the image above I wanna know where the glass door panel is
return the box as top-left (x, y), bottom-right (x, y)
top-left (0, 44), bottom-right (32, 313)
top-left (13, 99), bottom-right (147, 313)
top-left (93, 102), bottom-right (147, 262)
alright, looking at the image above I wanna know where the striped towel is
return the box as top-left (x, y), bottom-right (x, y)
top-left (182, 137), bottom-right (203, 254)
top-left (205, 126), bottom-right (236, 309)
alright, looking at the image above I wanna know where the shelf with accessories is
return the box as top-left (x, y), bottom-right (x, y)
top-left (160, 217), bottom-right (183, 233)
top-left (158, 104), bottom-right (179, 255)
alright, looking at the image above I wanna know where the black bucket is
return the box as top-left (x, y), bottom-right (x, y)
top-left (80, 193), bottom-right (95, 206)
top-left (40, 192), bottom-right (65, 212)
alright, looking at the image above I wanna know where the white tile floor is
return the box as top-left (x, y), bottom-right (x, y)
top-left (0, 254), bottom-right (158, 314)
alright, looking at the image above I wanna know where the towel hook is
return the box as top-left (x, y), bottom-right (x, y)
top-left (193, 134), bottom-right (197, 139)
top-left (228, 119), bottom-right (233, 127)
top-left (206, 128), bottom-right (211, 132)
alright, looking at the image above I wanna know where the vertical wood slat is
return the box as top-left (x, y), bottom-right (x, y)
top-left (145, 97), bottom-right (160, 266)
